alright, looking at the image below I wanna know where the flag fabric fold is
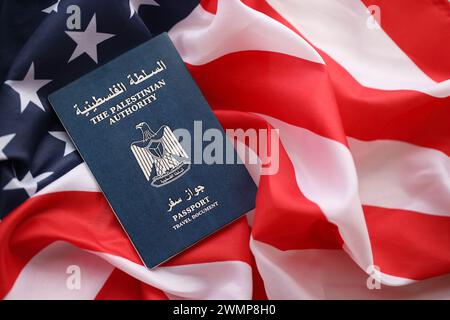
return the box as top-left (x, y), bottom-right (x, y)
top-left (0, 0), bottom-right (449, 299)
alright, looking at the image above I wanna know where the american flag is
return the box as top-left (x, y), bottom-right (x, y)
top-left (1, 0), bottom-right (449, 299)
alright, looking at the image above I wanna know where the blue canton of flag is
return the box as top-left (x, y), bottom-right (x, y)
top-left (0, 0), bottom-right (199, 219)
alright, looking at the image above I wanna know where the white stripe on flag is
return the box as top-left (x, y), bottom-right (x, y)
top-left (169, 0), bottom-right (324, 66)
top-left (251, 238), bottom-right (450, 299)
top-left (257, 113), bottom-right (374, 271)
top-left (266, 0), bottom-right (450, 97)
top-left (4, 241), bottom-right (253, 300)
top-left (89, 250), bottom-right (253, 300)
top-left (349, 138), bottom-right (450, 217)
top-left (36, 164), bottom-right (100, 196)
top-left (4, 241), bottom-right (114, 300)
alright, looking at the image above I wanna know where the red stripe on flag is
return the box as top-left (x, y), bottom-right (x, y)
top-left (365, 205), bottom-right (450, 280)
top-left (187, 52), bottom-right (346, 145)
top-left (0, 191), bottom-right (253, 298)
top-left (331, 61), bottom-right (450, 156)
top-left (95, 268), bottom-right (168, 300)
top-left (217, 110), bottom-right (344, 251)
top-left (200, 0), bottom-right (218, 14)
top-left (240, 0), bottom-right (450, 156)
top-left (361, 0), bottom-right (450, 82)
top-left (254, 164), bottom-right (343, 251)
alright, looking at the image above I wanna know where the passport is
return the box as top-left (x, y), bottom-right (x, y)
top-left (48, 33), bottom-right (257, 268)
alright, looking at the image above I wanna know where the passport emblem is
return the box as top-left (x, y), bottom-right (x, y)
top-left (130, 122), bottom-right (190, 187)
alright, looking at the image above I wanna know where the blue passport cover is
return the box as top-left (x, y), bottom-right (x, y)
top-left (48, 33), bottom-right (257, 268)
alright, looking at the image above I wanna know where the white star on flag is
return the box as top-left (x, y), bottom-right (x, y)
top-left (129, 0), bottom-right (159, 18)
top-left (0, 134), bottom-right (15, 161)
top-left (3, 171), bottom-right (53, 197)
top-left (49, 131), bottom-right (75, 156)
top-left (5, 63), bottom-right (52, 113)
top-left (42, 0), bottom-right (61, 14)
top-left (66, 14), bottom-right (115, 63)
